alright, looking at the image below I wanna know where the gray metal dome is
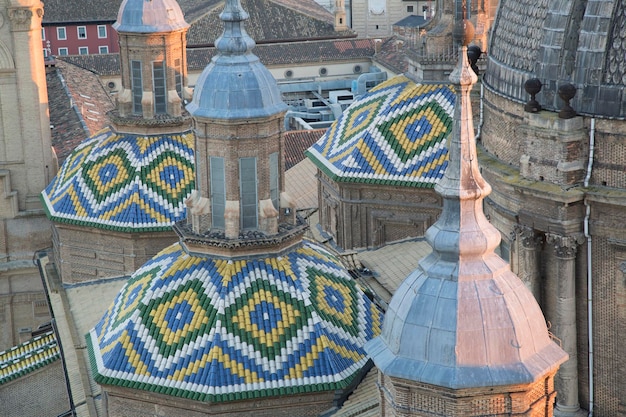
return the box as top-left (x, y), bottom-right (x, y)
top-left (114, 0), bottom-right (188, 33)
top-left (186, 0), bottom-right (286, 120)
top-left (485, 0), bottom-right (626, 118)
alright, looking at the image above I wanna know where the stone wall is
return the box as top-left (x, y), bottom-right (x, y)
top-left (104, 385), bottom-right (336, 417)
top-left (53, 224), bottom-right (178, 284)
top-left (479, 96), bottom-right (626, 415)
top-left (0, 361), bottom-right (69, 417)
top-left (317, 171), bottom-right (441, 250)
top-left (377, 372), bottom-right (558, 416)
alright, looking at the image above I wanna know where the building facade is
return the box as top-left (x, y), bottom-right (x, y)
top-left (481, 1), bottom-right (626, 415)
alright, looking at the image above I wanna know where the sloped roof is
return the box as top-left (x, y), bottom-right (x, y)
top-left (87, 240), bottom-right (382, 401)
top-left (306, 75), bottom-right (454, 187)
top-left (0, 331), bottom-right (60, 385)
top-left (186, 0), bottom-right (352, 46)
top-left (61, 38), bottom-right (377, 76)
top-left (42, 0), bottom-right (219, 25)
top-left (41, 127), bottom-right (195, 232)
top-left (284, 129), bottom-right (326, 170)
top-left (47, 60), bottom-right (115, 163)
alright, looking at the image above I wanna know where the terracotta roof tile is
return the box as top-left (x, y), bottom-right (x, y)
top-left (61, 38), bottom-right (376, 76)
top-left (42, 0), bottom-right (219, 24)
top-left (284, 129), bottom-right (327, 170)
top-left (186, 0), bottom-right (353, 47)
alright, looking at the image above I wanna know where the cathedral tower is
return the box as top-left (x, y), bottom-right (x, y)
top-left (366, 20), bottom-right (568, 416)
top-left (0, 0), bottom-right (56, 259)
top-left (87, 1), bottom-right (381, 415)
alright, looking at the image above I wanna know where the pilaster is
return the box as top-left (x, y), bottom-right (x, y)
top-left (514, 224), bottom-right (543, 303)
top-left (545, 232), bottom-right (586, 417)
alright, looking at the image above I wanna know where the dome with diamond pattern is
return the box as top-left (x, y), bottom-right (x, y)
top-left (87, 239), bottom-right (382, 401)
top-left (41, 127), bottom-right (195, 232)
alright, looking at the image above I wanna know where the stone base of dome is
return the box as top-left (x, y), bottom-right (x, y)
top-left (173, 216), bottom-right (309, 260)
top-left (102, 383), bottom-right (336, 417)
top-left (377, 370), bottom-right (560, 417)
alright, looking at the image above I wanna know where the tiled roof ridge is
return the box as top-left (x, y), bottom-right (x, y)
top-left (0, 330), bottom-right (60, 385)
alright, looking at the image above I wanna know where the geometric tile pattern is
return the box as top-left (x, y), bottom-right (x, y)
top-left (87, 239), bottom-right (382, 402)
top-left (306, 75), bottom-right (454, 188)
top-left (41, 127), bottom-right (195, 232)
top-left (0, 330), bottom-right (60, 385)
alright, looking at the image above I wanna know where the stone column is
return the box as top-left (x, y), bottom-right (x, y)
top-left (514, 224), bottom-right (543, 304)
top-left (546, 233), bottom-right (586, 417)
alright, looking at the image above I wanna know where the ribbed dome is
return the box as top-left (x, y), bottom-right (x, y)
top-left (87, 240), bottom-right (382, 401)
top-left (485, 0), bottom-right (626, 117)
top-left (366, 255), bottom-right (568, 388)
top-left (186, 0), bottom-right (287, 120)
top-left (41, 128), bottom-right (195, 232)
top-left (114, 0), bottom-right (189, 33)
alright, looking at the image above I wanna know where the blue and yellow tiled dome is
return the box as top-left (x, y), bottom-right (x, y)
top-left (41, 128), bottom-right (195, 232)
top-left (87, 239), bottom-right (382, 401)
top-left (306, 75), bottom-right (455, 187)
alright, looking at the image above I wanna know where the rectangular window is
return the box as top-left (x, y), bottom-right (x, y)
top-left (239, 157), bottom-right (258, 230)
top-left (57, 27), bottom-right (66, 40)
top-left (269, 152), bottom-right (279, 211)
top-left (131, 60), bottom-right (143, 114)
top-left (97, 25), bottom-right (107, 39)
top-left (78, 46), bottom-right (88, 55)
top-left (174, 58), bottom-right (183, 99)
top-left (152, 61), bottom-right (167, 114)
top-left (210, 157), bottom-right (226, 229)
top-left (41, 28), bottom-right (45, 40)
top-left (43, 48), bottom-right (48, 58)
top-left (99, 46), bottom-right (109, 54)
top-left (407, 5), bottom-right (414, 12)
top-left (57, 47), bottom-right (68, 56)
top-left (77, 26), bottom-right (87, 39)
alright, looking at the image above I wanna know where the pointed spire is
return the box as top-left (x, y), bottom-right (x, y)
top-left (426, 18), bottom-right (500, 266)
top-left (365, 18), bottom-right (567, 394)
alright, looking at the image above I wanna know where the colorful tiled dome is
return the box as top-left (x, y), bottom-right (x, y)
top-left (87, 240), bottom-right (382, 402)
top-left (306, 75), bottom-right (454, 187)
top-left (41, 128), bottom-right (195, 232)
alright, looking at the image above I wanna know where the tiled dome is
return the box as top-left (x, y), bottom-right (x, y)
top-left (113, 0), bottom-right (189, 33)
top-left (41, 128), bottom-right (195, 232)
top-left (87, 240), bottom-right (382, 401)
top-left (306, 75), bottom-right (454, 187)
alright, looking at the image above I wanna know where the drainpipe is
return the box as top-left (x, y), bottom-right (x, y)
top-left (474, 81), bottom-right (484, 141)
top-left (583, 117), bottom-right (595, 417)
